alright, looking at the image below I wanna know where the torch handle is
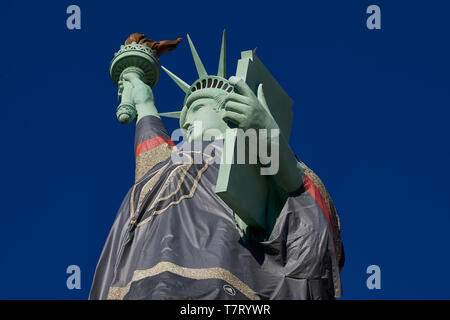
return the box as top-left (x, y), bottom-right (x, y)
top-left (116, 69), bottom-right (142, 124)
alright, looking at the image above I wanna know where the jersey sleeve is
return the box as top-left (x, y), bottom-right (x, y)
top-left (134, 115), bottom-right (175, 182)
top-left (300, 163), bottom-right (344, 270)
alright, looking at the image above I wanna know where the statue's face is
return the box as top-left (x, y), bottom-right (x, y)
top-left (183, 97), bottom-right (229, 141)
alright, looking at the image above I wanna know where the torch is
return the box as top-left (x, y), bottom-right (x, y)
top-left (109, 33), bottom-right (182, 124)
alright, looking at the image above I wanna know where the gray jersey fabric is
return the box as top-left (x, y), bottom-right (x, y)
top-left (89, 116), bottom-right (344, 300)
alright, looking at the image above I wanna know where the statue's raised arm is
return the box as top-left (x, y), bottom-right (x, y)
top-left (110, 33), bottom-right (181, 124)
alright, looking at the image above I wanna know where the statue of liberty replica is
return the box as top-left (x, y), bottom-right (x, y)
top-left (89, 32), bottom-right (344, 300)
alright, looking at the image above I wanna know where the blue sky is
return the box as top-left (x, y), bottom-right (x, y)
top-left (0, 0), bottom-right (449, 299)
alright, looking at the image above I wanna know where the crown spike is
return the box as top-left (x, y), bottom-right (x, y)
top-left (217, 30), bottom-right (226, 78)
top-left (187, 34), bottom-right (208, 78)
top-left (161, 66), bottom-right (190, 93)
top-left (157, 111), bottom-right (182, 119)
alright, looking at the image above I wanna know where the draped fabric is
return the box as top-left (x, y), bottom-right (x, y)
top-left (89, 116), bottom-right (344, 300)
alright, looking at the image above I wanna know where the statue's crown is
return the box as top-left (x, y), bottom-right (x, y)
top-left (161, 31), bottom-right (234, 121)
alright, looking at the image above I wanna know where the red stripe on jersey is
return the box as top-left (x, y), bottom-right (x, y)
top-left (136, 136), bottom-right (175, 158)
top-left (303, 174), bottom-right (337, 251)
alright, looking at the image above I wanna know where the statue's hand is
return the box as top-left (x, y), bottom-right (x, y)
top-left (119, 73), bottom-right (155, 106)
top-left (118, 73), bottom-right (158, 121)
top-left (223, 76), bottom-right (278, 132)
